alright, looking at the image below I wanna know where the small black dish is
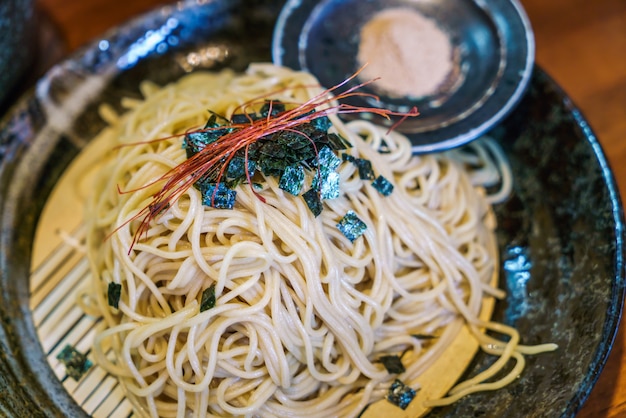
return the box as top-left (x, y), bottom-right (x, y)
top-left (273, 0), bottom-right (535, 153)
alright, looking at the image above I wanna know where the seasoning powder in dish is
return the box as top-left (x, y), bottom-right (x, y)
top-left (357, 8), bottom-right (453, 98)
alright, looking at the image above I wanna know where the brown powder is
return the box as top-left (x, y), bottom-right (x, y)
top-left (357, 8), bottom-right (453, 98)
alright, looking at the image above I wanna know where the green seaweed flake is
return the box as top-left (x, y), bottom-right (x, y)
top-left (107, 282), bottom-right (122, 309)
top-left (412, 334), bottom-right (437, 340)
top-left (371, 175), bottom-right (394, 196)
top-left (310, 114), bottom-right (332, 132)
top-left (303, 188), bottom-right (323, 217)
top-left (387, 379), bottom-right (417, 410)
top-left (326, 132), bottom-right (352, 150)
top-left (57, 345), bottom-right (92, 381)
top-left (342, 152), bottom-right (356, 163)
top-left (260, 100), bottom-right (286, 118)
top-left (337, 210), bottom-right (367, 242)
top-left (317, 146), bottom-right (342, 170)
top-left (379, 355), bottom-right (406, 374)
top-left (226, 154), bottom-right (257, 185)
top-left (230, 112), bottom-right (258, 124)
top-left (279, 165), bottom-right (306, 196)
top-left (189, 102), bottom-right (350, 213)
top-left (355, 158), bottom-right (375, 180)
top-left (183, 123), bottom-right (232, 159)
top-left (199, 183), bottom-right (237, 209)
top-left (312, 166), bottom-right (341, 200)
top-left (200, 283), bottom-right (216, 312)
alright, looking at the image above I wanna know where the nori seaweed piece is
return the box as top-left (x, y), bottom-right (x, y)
top-left (337, 210), bottom-right (367, 242)
top-left (387, 379), bottom-right (417, 410)
top-left (317, 146), bottom-right (342, 170)
top-left (327, 132), bottom-right (352, 150)
top-left (279, 165), bottom-right (306, 196)
top-left (312, 166), bottom-right (340, 200)
top-left (372, 175), bottom-right (394, 196)
top-left (226, 155), bottom-right (257, 182)
top-left (56, 345), bottom-right (92, 381)
top-left (183, 127), bottom-right (233, 159)
top-left (200, 284), bottom-right (216, 312)
top-left (412, 334), bottom-right (438, 340)
top-left (310, 114), bottom-right (332, 132)
top-left (204, 111), bottom-right (229, 128)
top-left (190, 105), bottom-right (350, 210)
top-left (303, 188), bottom-right (323, 217)
top-left (200, 183), bottom-right (237, 209)
top-left (379, 355), bottom-right (406, 374)
top-left (342, 153), bottom-right (356, 162)
top-left (355, 158), bottom-right (375, 180)
top-left (260, 100), bottom-right (286, 118)
top-left (107, 282), bottom-right (122, 309)
top-left (230, 112), bottom-right (257, 124)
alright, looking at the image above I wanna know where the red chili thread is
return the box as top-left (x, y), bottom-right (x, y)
top-left (112, 70), bottom-right (419, 251)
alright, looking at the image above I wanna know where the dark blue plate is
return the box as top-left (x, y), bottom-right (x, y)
top-left (0, 1), bottom-right (623, 417)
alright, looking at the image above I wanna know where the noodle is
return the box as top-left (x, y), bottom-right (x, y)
top-left (83, 63), bottom-right (556, 418)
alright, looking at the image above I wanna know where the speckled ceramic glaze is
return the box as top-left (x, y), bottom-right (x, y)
top-left (0, 0), bottom-right (36, 108)
top-left (0, 1), bottom-right (623, 417)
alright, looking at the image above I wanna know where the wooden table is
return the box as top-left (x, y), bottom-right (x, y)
top-left (32, 0), bottom-right (626, 416)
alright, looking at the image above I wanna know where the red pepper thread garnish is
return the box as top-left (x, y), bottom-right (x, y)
top-left (113, 70), bottom-right (418, 251)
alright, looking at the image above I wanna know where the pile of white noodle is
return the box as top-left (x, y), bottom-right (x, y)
top-left (83, 64), bottom-right (556, 418)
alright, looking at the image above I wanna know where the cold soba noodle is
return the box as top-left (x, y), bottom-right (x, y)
top-left (83, 64), bottom-right (555, 417)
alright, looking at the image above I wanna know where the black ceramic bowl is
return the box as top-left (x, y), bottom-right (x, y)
top-left (0, 0), bottom-right (37, 109)
top-left (0, 1), bottom-right (624, 417)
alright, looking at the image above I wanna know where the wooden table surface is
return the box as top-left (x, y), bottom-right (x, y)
top-left (32, 0), bottom-right (626, 416)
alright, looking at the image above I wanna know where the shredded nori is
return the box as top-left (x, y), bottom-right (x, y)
top-left (355, 158), bottom-right (375, 180)
top-left (312, 166), bottom-right (340, 200)
top-left (387, 379), bottom-right (417, 410)
top-left (260, 100), bottom-right (286, 118)
top-left (200, 283), bottom-right (216, 312)
top-left (303, 188), bottom-right (323, 217)
top-left (183, 131), bottom-right (217, 158)
top-left (371, 175), bottom-right (394, 196)
top-left (57, 345), bottom-right (92, 381)
top-left (317, 146), bottom-right (342, 170)
top-left (230, 112), bottom-right (257, 124)
top-left (279, 164), bottom-right (306, 196)
top-left (337, 211), bottom-right (367, 242)
top-left (199, 182), bottom-right (237, 209)
top-left (226, 155), bottom-right (257, 185)
top-left (183, 101), bottom-right (352, 214)
top-left (342, 153), bottom-right (356, 163)
top-left (326, 132), bottom-right (352, 150)
top-left (379, 355), bottom-right (406, 374)
top-left (107, 282), bottom-right (122, 309)
top-left (412, 334), bottom-right (437, 340)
